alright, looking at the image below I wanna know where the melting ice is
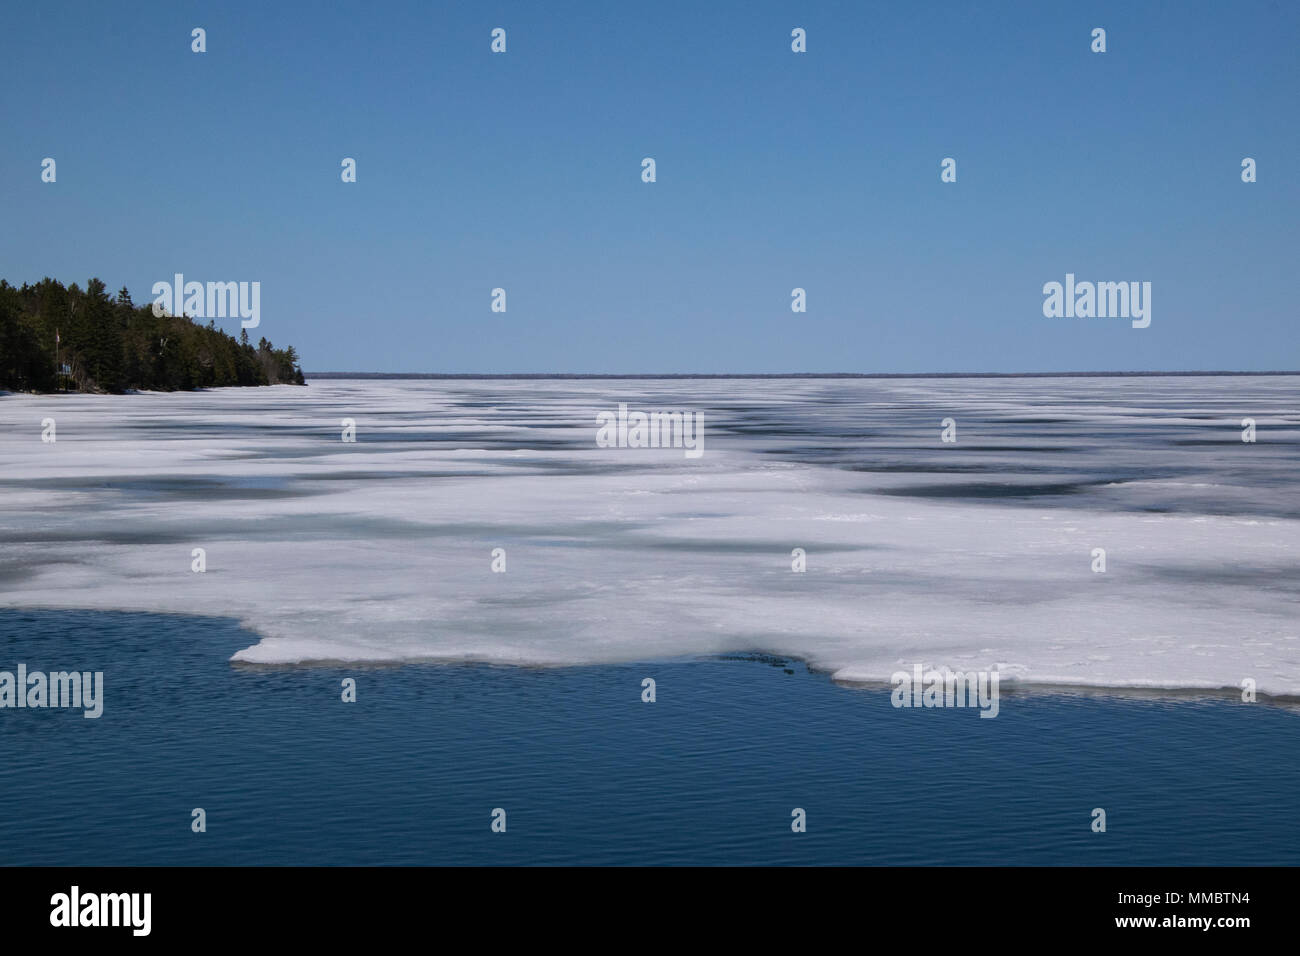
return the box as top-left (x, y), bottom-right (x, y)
top-left (1, 376), bottom-right (1297, 695)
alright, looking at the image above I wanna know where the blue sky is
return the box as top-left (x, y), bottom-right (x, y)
top-left (2, 0), bottom-right (1296, 373)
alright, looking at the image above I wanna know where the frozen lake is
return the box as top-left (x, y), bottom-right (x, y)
top-left (1, 376), bottom-right (1298, 695)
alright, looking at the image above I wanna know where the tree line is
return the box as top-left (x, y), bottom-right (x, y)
top-left (0, 277), bottom-right (305, 392)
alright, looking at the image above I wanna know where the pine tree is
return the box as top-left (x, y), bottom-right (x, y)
top-left (0, 275), bottom-right (304, 392)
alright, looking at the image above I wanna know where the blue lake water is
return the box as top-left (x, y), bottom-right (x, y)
top-left (1, 608), bottom-right (1295, 866)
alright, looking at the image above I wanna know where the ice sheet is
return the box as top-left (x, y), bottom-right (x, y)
top-left (1, 377), bottom-right (1297, 694)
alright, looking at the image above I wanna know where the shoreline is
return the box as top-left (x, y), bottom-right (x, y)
top-left (305, 370), bottom-right (1300, 380)
top-left (0, 382), bottom-right (307, 397)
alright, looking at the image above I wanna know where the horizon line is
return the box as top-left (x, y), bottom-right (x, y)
top-left (304, 370), bottom-right (1300, 380)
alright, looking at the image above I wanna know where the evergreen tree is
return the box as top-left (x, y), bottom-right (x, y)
top-left (0, 275), bottom-right (306, 393)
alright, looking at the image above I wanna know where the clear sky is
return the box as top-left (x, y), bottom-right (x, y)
top-left (2, 0), bottom-right (1296, 373)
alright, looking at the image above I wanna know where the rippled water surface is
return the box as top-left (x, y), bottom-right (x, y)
top-left (0, 609), bottom-right (1296, 866)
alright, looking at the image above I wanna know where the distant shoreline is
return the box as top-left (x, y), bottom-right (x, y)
top-left (305, 370), bottom-right (1300, 380)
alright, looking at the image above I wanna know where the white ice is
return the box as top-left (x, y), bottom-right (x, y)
top-left (1, 377), bottom-right (1297, 695)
